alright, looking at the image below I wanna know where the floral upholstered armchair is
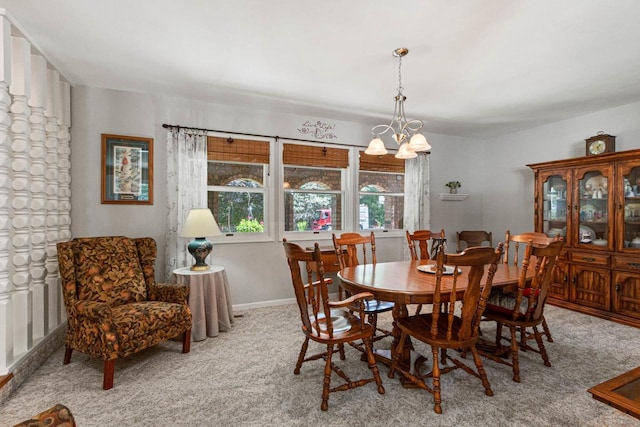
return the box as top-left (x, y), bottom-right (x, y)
top-left (57, 236), bottom-right (192, 390)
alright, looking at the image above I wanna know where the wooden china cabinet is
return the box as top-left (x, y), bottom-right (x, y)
top-left (528, 149), bottom-right (640, 328)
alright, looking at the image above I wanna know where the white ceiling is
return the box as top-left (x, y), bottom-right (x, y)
top-left (3, 0), bottom-right (640, 137)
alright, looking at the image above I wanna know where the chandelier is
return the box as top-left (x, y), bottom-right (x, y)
top-left (365, 48), bottom-right (431, 159)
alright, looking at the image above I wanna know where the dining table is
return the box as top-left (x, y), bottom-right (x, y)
top-left (337, 259), bottom-right (529, 384)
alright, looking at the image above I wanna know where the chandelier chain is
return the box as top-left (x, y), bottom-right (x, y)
top-left (397, 54), bottom-right (404, 93)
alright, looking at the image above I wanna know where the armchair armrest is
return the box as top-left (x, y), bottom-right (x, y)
top-left (329, 292), bottom-right (374, 322)
top-left (329, 292), bottom-right (374, 308)
top-left (73, 300), bottom-right (112, 319)
top-left (149, 282), bottom-right (189, 304)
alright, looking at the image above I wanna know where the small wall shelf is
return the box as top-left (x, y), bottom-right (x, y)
top-left (439, 193), bottom-right (469, 201)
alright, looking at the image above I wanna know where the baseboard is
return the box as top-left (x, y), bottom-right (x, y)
top-left (0, 324), bottom-right (66, 405)
top-left (233, 297), bottom-right (296, 311)
top-left (232, 293), bottom-right (338, 312)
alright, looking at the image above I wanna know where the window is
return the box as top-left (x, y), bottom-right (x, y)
top-left (207, 136), bottom-right (271, 236)
top-left (282, 143), bottom-right (348, 233)
top-left (358, 152), bottom-right (405, 231)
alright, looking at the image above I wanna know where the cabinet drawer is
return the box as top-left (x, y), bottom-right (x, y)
top-left (570, 251), bottom-right (610, 267)
top-left (613, 255), bottom-right (640, 273)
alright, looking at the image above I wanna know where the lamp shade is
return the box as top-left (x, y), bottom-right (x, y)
top-left (407, 133), bottom-right (431, 152)
top-left (180, 209), bottom-right (221, 238)
top-left (395, 142), bottom-right (417, 159)
top-left (365, 137), bottom-right (388, 155)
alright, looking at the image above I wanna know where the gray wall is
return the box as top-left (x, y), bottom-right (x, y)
top-left (70, 85), bottom-right (640, 309)
top-left (482, 101), bottom-right (640, 245)
top-left (70, 86), bottom-right (476, 308)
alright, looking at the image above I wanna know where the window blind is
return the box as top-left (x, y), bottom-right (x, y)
top-left (207, 136), bottom-right (270, 163)
top-left (283, 143), bottom-right (349, 168)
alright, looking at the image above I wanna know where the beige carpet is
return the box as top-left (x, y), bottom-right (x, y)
top-left (0, 304), bottom-right (638, 426)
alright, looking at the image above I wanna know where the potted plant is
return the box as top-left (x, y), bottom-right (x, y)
top-left (445, 181), bottom-right (461, 194)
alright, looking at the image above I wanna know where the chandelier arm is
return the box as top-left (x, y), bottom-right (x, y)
top-left (402, 119), bottom-right (424, 134)
top-left (371, 124), bottom-right (396, 137)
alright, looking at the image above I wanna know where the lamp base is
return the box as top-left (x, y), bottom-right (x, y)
top-left (187, 237), bottom-right (213, 271)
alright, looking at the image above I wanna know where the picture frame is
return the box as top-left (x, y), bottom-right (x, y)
top-left (101, 134), bottom-right (153, 204)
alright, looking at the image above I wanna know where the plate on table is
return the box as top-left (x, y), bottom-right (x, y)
top-left (417, 264), bottom-right (462, 275)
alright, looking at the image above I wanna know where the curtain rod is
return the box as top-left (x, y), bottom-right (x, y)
top-left (161, 123), bottom-right (358, 148)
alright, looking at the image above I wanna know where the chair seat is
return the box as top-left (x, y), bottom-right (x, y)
top-left (396, 313), bottom-right (476, 348)
top-left (112, 301), bottom-right (192, 353)
top-left (309, 309), bottom-right (374, 342)
top-left (363, 299), bottom-right (394, 314)
top-left (485, 289), bottom-right (538, 317)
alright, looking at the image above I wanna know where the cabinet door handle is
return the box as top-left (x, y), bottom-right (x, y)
top-left (563, 275), bottom-right (568, 283)
top-left (628, 262), bottom-right (640, 269)
top-left (581, 257), bottom-right (596, 262)
top-left (615, 283), bottom-right (621, 292)
top-left (571, 276), bottom-right (576, 284)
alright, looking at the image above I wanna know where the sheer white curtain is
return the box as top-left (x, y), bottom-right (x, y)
top-left (165, 128), bottom-right (208, 279)
top-left (403, 153), bottom-right (431, 259)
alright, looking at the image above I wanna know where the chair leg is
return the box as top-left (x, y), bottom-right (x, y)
top-left (469, 345), bottom-right (493, 396)
top-left (495, 322), bottom-right (503, 346)
top-left (388, 331), bottom-right (407, 379)
top-left (294, 337), bottom-right (310, 375)
top-left (321, 344), bottom-right (334, 411)
top-left (182, 330), bottom-right (191, 353)
top-left (362, 337), bottom-right (385, 394)
top-left (414, 304), bottom-right (423, 315)
top-left (431, 346), bottom-right (443, 414)
top-left (541, 316), bottom-right (554, 342)
top-left (103, 359), bottom-right (115, 390)
top-left (338, 343), bottom-right (346, 360)
top-left (63, 346), bottom-right (73, 364)
top-left (509, 326), bottom-right (521, 383)
top-left (368, 313), bottom-right (378, 338)
top-left (533, 326), bottom-right (551, 367)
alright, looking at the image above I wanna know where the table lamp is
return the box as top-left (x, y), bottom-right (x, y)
top-left (180, 208), bottom-right (222, 271)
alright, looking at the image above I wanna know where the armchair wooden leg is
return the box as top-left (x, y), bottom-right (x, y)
top-left (182, 330), bottom-right (191, 353)
top-left (103, 359), bottom-right (115, 390)
top-left (63, 346), bottom-right (73, 364)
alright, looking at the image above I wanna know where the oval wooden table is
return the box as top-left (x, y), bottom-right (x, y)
top-left (338, 259), bottom-right (526, 382)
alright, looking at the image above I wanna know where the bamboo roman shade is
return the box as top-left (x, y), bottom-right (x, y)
top-left (283, 143), bottom-right (349, 168)
top-left (359, 152), bottom-right (405, 173)
top-left (207, 136), bottom-right (270, 163)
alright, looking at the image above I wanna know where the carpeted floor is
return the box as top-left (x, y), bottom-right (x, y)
top-left (0, 304), bottom-right (638, 426)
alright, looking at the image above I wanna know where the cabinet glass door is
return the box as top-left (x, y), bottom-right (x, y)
top-left (621, 164), bottom-right (640, 250)
top-left (576, 167), bottom-right (612, 249)
top-left (542, 173), bottom-right (568, 239)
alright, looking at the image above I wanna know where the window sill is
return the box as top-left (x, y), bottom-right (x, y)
top-left (439, 193), bottom-right (469, 201)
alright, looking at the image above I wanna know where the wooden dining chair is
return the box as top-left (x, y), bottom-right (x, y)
top-left (282, 241), bottom-right (385, 411)
top-left (481, 237), bottom-right (564, 382)
top-left (406, 229), bottom-right (445, 314)
top-left (388, 243), bottom-right (504, 414)
top-left (332, 232), bottom-right (394, 345)
top-left (406, 229), bottom-right (446, 261)
top-left (503, 230), bottom-right (560, 343)
top-left (456, 230), bottom-right (492, 252)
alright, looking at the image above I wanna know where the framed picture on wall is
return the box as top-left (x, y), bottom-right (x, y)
top-left (101, 134), bottom-right (154, 204)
